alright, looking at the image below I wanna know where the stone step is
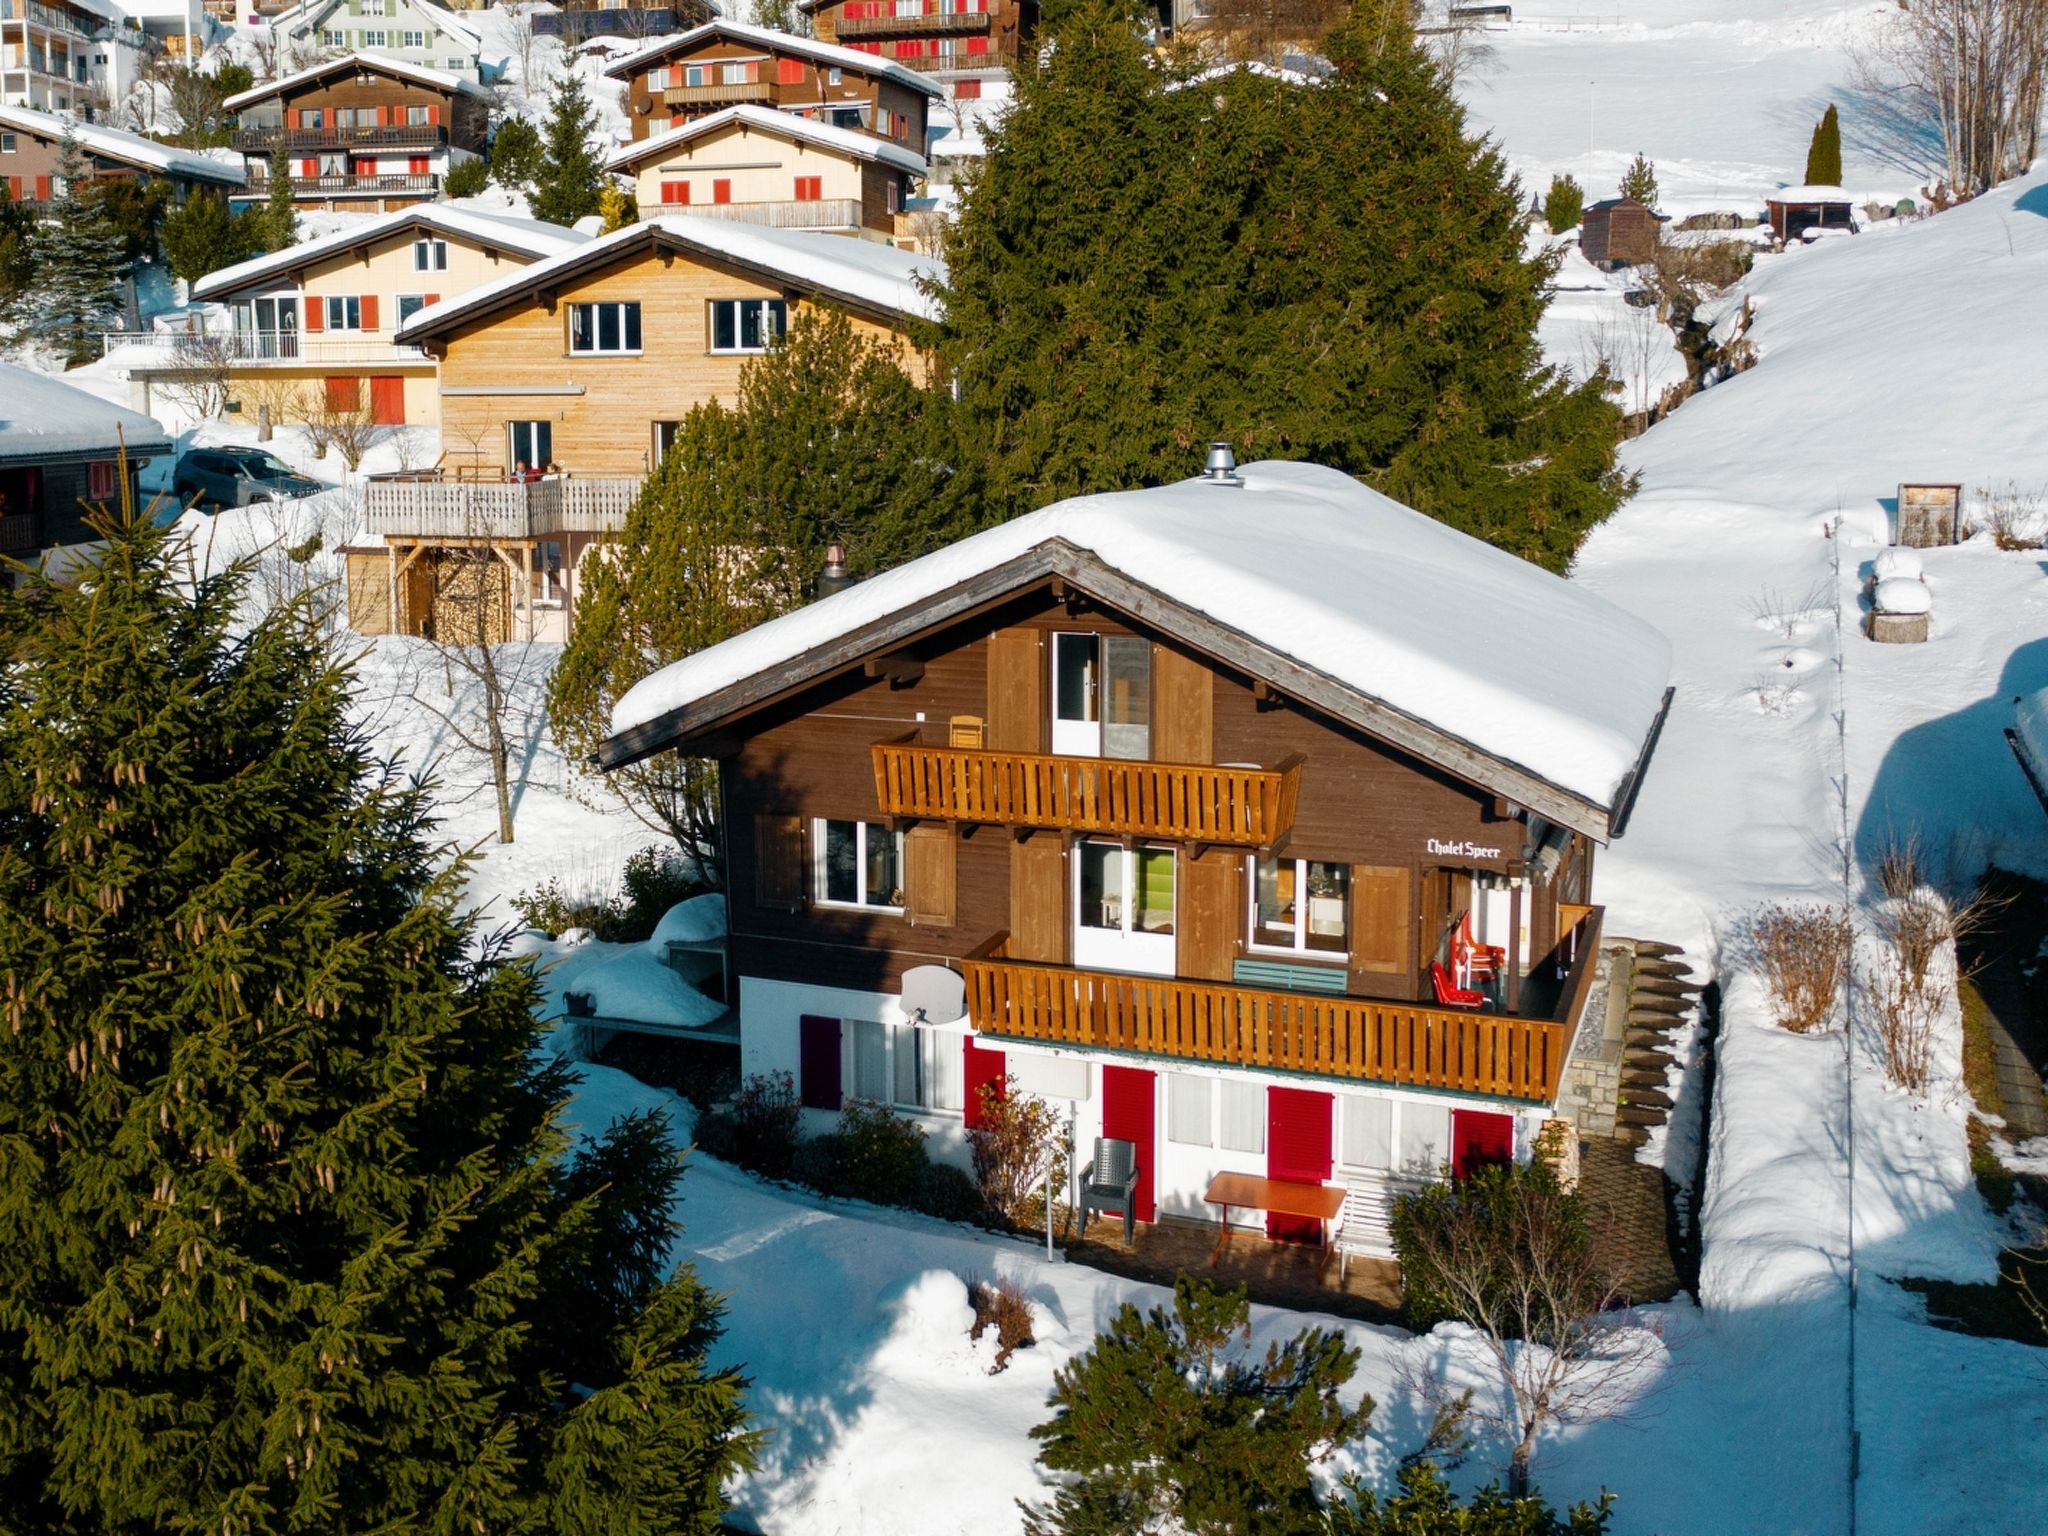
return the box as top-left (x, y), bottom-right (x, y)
top-left (1622, 1069), bottom-right (1673, 1091)
top-left (1633, 939), bottom-right (1685, 959)
top-left (1634, 977), bottom-right (1704, 998)
top-left (1629, 992), bottom-right (1692, 1012)
top-left (1625, 1037), bottom-right (1680, 1061)
top-left (1620, 1087), bottom-right (1675, 1111)
top-left (1623, 1049), bottom-right (1679, 1072)
top-left (1628, 1004), bottom-right (1691, 1025)
top-left (1614, 1125), bottom-right (1652, 1147)
top-left (1616, 1104), bottom-right (1669, 1128)
top-left (1633, 959), bottom-right (1699, 981)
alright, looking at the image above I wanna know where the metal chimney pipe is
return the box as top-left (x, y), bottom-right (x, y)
top-left (816, 541), bottom-right (853, 599)
top-left (1204, 442), bottom-right (1243, 485)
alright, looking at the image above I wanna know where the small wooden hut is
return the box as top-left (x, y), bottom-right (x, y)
top-left (1765, 187), bottom-right (1855, 242)
top-left (1896, 483), bottom-right (1963, 548)
top-left (1580, 198), bottom-right (1659, 267)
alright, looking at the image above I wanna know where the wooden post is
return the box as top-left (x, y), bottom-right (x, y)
top-left (386, 542), bottom-right (398, 634)
top-left (1506, 883), bottom-right (1523, 1014)
top-left (520, 541), bottom-right (533, 641)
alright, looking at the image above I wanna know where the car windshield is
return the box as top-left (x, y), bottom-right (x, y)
top-left (242, 455), bottom-right (302, 482)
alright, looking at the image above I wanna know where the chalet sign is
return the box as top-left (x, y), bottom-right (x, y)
top-left (1425, 836), bottom-right (1505, 863)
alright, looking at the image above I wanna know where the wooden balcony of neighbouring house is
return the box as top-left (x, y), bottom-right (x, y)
top-left (959, 905), bottom-right (1604, 1104)
top-left (361, 472), bottom-right (644, 540)
top-left (685, 197), bottom-right (867, 232)
top-left (231, 173), bottom-right (441, 200)
top-left (0, 510), bottom-right (41, 554)
top-left (870, 735), bottom-right (1303, 848)
top-left (230, 123), bottom-right (448, 153)
top-left (836, 6), bottom-right (993, 39)
top-left (99, 329), bottom-right (431, 371)
top-left (662, 80), bottom-right (774, 107)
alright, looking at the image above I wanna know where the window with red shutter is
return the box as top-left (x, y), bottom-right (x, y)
top-left (966, 35), bottom-right (989, 53)
top-left (408, 155), bottom-right (428, 174)
top-left (33, 175), bottom-right (50, 201)
top-left (427, 105), bottom-right (440, 126)
top-left (661, 180), bottom-right (689, 204)
top-left (303, 298), bottom-right (323, 333)
top-left (713, 179), bottom-right (731, 204)
top-left (799, 1016), bottom-right (842, 1110)
top-left (359, 295), bottom-right (379, 331)
top-left (955, 78), bottom-right (982, 100)
top-left (87, 461), bottom-right (115, 501)
top-left (793, 175), bottom-right (821, 201)
top-left (777, 57), bottom-right (804, 85)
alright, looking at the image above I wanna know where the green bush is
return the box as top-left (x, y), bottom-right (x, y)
top-left (789, 1131), bottom-right (848, 1194)
top-left (615, 845), bottom-right (701, 941)
top-left (731, 1070), bottom-right (801, 1179)
top-left (445, 158), bottom-right (488, 199)
top-left (1323, 1462), bottom-right (1613, 1534)
top-left (510, 874), bottom-right (617, 938)
top-left (691, 1108), bottom-right (738, 1165)
top-left (835, 1099), bottom-right (930, 1207)
top-left (914, 1162), bottom-right (987, 1224)
top-left (491, 115), bottom-right (545, 189)
top-left (1543, 173), bottom-right (1585, 234)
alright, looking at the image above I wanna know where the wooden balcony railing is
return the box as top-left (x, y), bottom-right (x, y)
top-left (959, 908), bottom-right (1602, 1103)
top-left (362, 475), bottom-right (644, 538)
top-left (662, 80), bottom-right (773, 106)
top-left (230, 123), bottom-right (447, 153)
top-left (871, 741), bottom-right (1303, 847)
top-left (0, 511), bottom-right (42, 553)
top-left (836, 8), bottom-right (991, 38)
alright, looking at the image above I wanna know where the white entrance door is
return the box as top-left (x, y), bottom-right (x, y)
top-left (1073, 840), bottom-right (1176, 976)
top-left (1052, 632), bottom-right (1100, 756)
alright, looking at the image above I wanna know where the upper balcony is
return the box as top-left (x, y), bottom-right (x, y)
top-left (959, 905), bottom-right (1603, 1103)
top-left (100, 330), bottom-right (431, 369)
top-left (231, 123), bottom-right (447, 153)
top-left (362, 474), bottom-right (645, 540)
top-left (837, 7), bottom-right (991, 39)
top-left (871, 737), bottom-right (1302, 848)
top-left (662, 80), bottom-right (773, 107)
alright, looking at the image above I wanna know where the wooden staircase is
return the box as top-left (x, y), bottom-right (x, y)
top-left (1614, 939), bottom-right (1702, 1148)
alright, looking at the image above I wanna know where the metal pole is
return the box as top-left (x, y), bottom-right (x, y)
top-left (1045, 1160), bottom-right (1054, 1260)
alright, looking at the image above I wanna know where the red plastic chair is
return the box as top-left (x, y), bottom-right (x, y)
top-left (1455, 911), bottom-right (1506, 983)
top-left (1430, 962), bottom-right (1488, 1009)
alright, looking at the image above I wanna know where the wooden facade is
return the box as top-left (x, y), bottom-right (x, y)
top-left (0, 110), bottom-right (245, 207)
top-left (1580, 197), bottom-right (1659, 267)
top-left (605, 21), bottom-right (938, 149)
top-left (803, 0), bottom-right (1036, 73)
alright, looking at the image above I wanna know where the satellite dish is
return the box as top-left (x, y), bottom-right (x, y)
top-left (900, 965), bottom-right (967, 1027)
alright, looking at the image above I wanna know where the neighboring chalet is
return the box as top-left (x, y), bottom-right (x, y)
top-left (223, 52), bottom-right (489, 212)
top-left (0, 361), bottom-right (171, 578)
top-left (111, 204), bottom-right (586, 428)
top-left (1765, 185), bottom-right (1855, 243)
top-left (363, 217), bottom-right (939, 643)
top-left (603, 19), bottom-right (939, 153)
top-left (534, 0), bottom-right (712, 42)
top-left (1, 0), bottom-right (151, 114)
top-left (602, 104), bottom-right (927, 241)
top-left (597, 458), bottom-right (1673, 1255)
top-left (0, 102), bottom-right (244, 204)
top-left (1580, 197), bottom-right (1659, 267)
top-left (266, 0), bottom-right (489, 80)
top-left (802, 0), bottom-right (1032, 89)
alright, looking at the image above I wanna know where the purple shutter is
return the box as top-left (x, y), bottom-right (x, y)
top-left (799, 1015), bottom-right (842, 1110)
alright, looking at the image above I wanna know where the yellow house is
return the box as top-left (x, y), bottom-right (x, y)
top-left (121, 205), bottom-right (589, 430)
top-left (602, 103), bottom-right (927, 242)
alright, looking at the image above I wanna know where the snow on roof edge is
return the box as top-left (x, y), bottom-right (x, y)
top-left (604, 19), bottom-right (943, 99)
top-left (222, 51), bottom-right (491, 111)
top-left (0, 103), bottom-right (245, 186)
top-left (603, 102), bottom-right (929, 178)
top-left (192, 204), bottom-right (587, 300)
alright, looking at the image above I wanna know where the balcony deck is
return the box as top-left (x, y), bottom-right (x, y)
top-left (662, 80), bottom-right (773, 106)
top-left (361, 474), bottom-right (644, 540)
top-left (836, 8), bottom-right (991, 38)
top-left (871, 741), bottom-right (1302, 847)
top-left (99, 331), bottom-right (430, 369)
top-left (685, 197), bottom-right (866, 231)
top-left (960, 908), bottom-right (1602, 1103)
top-left (230, 123), bottom-right (447, 153)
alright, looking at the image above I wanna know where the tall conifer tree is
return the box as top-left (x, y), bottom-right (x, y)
top-left (262, 140), bottom-right (297, 251)
top-left (532, 70), bottom-right (605, 227)
top-left (1805, 103), bottom-right (1842, 186)
top-left (0, 492), bottom-right (756, 1532)
top-left (29, 134), bottom-right (126, 364)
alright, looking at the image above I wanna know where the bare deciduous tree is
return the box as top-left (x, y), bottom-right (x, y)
top-left (1855, 0), bottom-right (2048, 196)
top-left (311, 388), bottom-right (378, 473)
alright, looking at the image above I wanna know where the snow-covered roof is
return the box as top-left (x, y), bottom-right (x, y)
top-left (0, 364), bottom-right (173, 461)
top-left (0, 104), bottom-right (245, 187)
top-left (192, 204), bottom-right (588, 299)
top-left (1766, 184), bottom-right (1856, 203)
top-left (223, 51), bottom-right (492, 111)
top-left (604, 102), bottom-right (929, 177)
top-left (396, 213), bottom-right (944, 340)
top-left (604, 19), bottom-right (943, 99)
top-left (605, 461), bottom-right (1674, 834)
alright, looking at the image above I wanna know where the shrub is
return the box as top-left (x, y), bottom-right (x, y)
top-left (1543, 173), bottom-right (1585, 234)
top-left (510, 873), bottom-right (618, 938)
top-left (615, 844), bottom-right (700, 940)
top-left (691, 1107), bottom-right (738, 1165)
top-left (1619, 151), bottom-right (1658, 208)
top-left (1972, 481), bottom-right (2046, 550)
top-left (968, 1077), bottom-right (1069, 1228)
top-left (915, 1161), bottom-right (987, 1224)
top-left (789, 1131), bottom-right (848, 1194)
top-left (731, 1070), bottom-right (801, 1178)
top-left (1749, 902), bottom-right (1855, 1032)
top-left (444, 158), bottom-right (488, 199)
top-left (968, 1275), bottom-right (1036, 1372)
top-left (1868, 960), bottom-right (1939, 1093)
top-left (834, 1098), bottom-right (929, 1207)
top-left (1323, 1461), bottom-right (1614, 1534)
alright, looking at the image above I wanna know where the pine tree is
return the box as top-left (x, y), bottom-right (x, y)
top-left (1544, 173), bottom-right (1585, 233)
top-left (532, 71), bottom-right (604, 226)
top-left (160, 189), bottom-right (254, 284)
top-left (941, 0), bottom-right (1629, 571)
top-left (1322, 1462), bottom-right (1614, 1534)
top-left (29, 134), bottom-right (126, 364)
top-left (491, 114), bottom-right (545, 189)
top-left (445, 156), bottom-right (489, 198)
top-left (1805, 103), bottom-right (1842, 186)
top-left (261, 140), bottom-right (297, 251)
top-left (0, 493), bottom-right (757, 1532)
top-left (0, 178), bottom-right (35, 324)
top-left (1023, 1276), bottom-right (1371, 1535)
top-left (1618, 151), bottom-right (1658, 208)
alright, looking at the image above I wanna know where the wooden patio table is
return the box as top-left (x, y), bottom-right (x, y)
top-left (1201, 1172), bottom-right (1347, 1281)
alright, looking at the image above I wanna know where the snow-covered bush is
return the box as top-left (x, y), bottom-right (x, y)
top-left (1749, 902), bottom-right (1855, 1032)
top-left (1971, 480), bottom-right (2047, 550)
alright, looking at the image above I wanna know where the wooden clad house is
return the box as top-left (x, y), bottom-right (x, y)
top-left (603, 18), bottom-right (940, 152)
top-left (222, 52), bottom-right (490, 212)
top-left (602, 102), bottom-right (927, 240)
top-left (266, 0), bottom-right (490, 81)
top-left (802, 0), bottom-right (1034, 83)
top-left (0, 103), bottom-right (246, 206)
top-left (598, 458), bottom-right (1674, 1251)
top-left (1580, 197), bottom-right (1659, 267)
top-left (0, 362), bottom-right (171, 580)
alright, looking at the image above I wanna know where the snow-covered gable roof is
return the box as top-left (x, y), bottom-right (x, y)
top-left (191, 204), bottom-right (588, 300)
top-left (604, 19), bottom-right (943, 99)
top-left (223, 51), bottom-right (491, 111)
top-left (0, 364), bottom-right (173, 461)
top-left (396, 214), bottom-right (944, 341)
top-left (0, 104), bottom-right (245, 188)
top-left (269, 0), bottom-right (482, 48)
top-left (1766, 184), bottom-right (1857, 204)
top-left (604, 462), bottom-right (1675, 838)
top-left (604, 102), bottom-right (929, 178)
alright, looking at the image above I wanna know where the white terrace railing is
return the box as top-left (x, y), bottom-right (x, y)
top-left (686, 197), bottom-right (865, 231)
top-left (100, 331), bottom-right (431, 368)
top-left (361, 475), bottom-right (644, 539)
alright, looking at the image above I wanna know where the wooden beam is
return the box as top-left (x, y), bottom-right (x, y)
top-left (862, 653), bottom-right (925, 686)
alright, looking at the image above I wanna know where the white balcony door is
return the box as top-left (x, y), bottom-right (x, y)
top-left (1052, 631), bottom-right (1100, 756)
top-left (1053, 631), bottom-right (1151, 758)
top-left (1073, 840), bottom-right (1176, 976)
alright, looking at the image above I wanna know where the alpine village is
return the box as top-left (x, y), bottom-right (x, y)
top-left (2, 2), bottom-right (2046, 1534)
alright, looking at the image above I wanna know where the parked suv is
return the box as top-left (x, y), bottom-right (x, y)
top-left (172, 447), bottom-right (323, 510)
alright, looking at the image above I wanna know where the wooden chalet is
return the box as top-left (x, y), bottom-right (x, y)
top-left (801, 0), bottom-right (1034, 91)
top-left (602, 18), bottom-right (939, 151)
top-left (222, 52), bottom-right (490, 212)
top-left (0, 103), bottom-right (245, 206)
top-left (598, 457), bottom-right (1674, 1253)
top-left (0, 362), bottom-right (171, 579)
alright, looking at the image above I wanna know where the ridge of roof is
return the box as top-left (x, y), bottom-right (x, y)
top-left (603, 19), bottom-right (942, 99)
top-left (603, 102), bottom-right (929, 177)
top-left (223, 50), bottom-right (492, 111)
top-left (192, 204), bottom-right (587, 299)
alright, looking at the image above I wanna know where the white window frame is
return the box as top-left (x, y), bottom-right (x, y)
top-left (1218, 1078), bottom-right (1264, 1154)
top-left (322, 28), bottom-right (344, 47)
top-left (1166, 1072), bottom-right (1213, 1147)
top-left (843, 1018), bottom-right (963, 1115)
top-left (396, 292), bottom-right (428, 324)
top-left (707, 297), bottom-right (786, 355)
top-left (412, 237), bottom-right (448, 272)
top-left (569, 300), bottom-right (643, 356)
top-left (401, 29), bottom-right (426, 49)
top-left (1246, 855), bottom-right (1351, 959)
top-left (363, 29), bottom-right (387, 47)
top-left (812, 818), bottom-right (905, 912)
top-left (323, 295), bottom-right (363, 332)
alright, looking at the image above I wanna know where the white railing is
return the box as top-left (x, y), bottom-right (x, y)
top-left (685, 197), bottom-right (865, 231)
top-left (100, 331), bottom-right (431, 367)
top-left (362, 476), bottom-right (644, 539)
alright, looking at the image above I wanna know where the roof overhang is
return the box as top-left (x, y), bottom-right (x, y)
top-left (598, 542), bottom-right (1657, 844)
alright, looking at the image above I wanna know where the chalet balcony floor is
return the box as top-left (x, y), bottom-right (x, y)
top-left (1069, 1212), bottom-right (1403, 1324)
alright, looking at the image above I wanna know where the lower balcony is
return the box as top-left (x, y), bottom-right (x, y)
top-left (236, 173), bottom-right (440, 199)
top-left (662, 81), bottom-right (773, 107)
top-left (362, 473), bottom-right (645, 539)
top-left (683, 197), bottom-right (866, 231)
top-left (99, 331), bottom-right (430, 369)
top-left (0, 511), bottom-right (41, 553)
top-left (959, 907), bottom-right (1602, 1103)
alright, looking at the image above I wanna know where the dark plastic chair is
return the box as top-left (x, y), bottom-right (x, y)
top-left (1080, 1136), bottom-right (1141, 1245)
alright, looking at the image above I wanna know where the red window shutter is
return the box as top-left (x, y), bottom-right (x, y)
top-left (963, 1038), bottom-right (1006, 1130)
top-left (303, 298), bottom-right (323, 333)
top-left (660, 180), bottom-right (687, 204)
top-left (7, 177), bottom-right (19, 200)
top-left (300, 158), bottom-right (316, 177)
top-left (408, 155), bottom-right (428, 174)
top-left (427, 104), bottom-right (440, 126)
top-left (955, 78), bottom-right (982, 100)
top-left (359, 294), bottom-right (379, 331)
top-left (777, 57), bottom-right (803, 85)
top-left (1100, 1066), bottom-right (1156, 1224)
top-left (1451, 1110), bottom-right (1514, 1179)
top-left (669, 114), bottom-right (683, 131)
top-left (323, 375), bottom-right (359, 412)
top-left (425, 293), bottom-right (439, 304)
top-left (966, 35), bottom-right (989, 54)
top-left (793, 175), bottom-right (820, 201)
top-left (713, 178), bottom-right (731, 204)
top-left (287, 108), bottom-right (301, 129)
top-left (799, 1016), bottom-right (842, 1111)
top-left (33, 175), bottom-right (50, 201)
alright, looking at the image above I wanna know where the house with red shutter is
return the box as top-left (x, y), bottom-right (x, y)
top-left (221, 52), bottom-right (490, 213)
top-left (597, 455), bottom-right (1673, 1262)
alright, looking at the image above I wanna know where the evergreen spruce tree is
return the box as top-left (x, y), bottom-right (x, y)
top-left (1544, 173), bottom-right (1585, 233)
top-left (29, 134), bottom-right (126, 364)
top-left (491, 114), bottom-right (546, 190)
top-left (160, 189), bottom-right (254, 284)
top-left (1322, 1462), bottom-right (1614, 1534)
top-left (0, 178), bottom-right (35, 324)
top-left (1618, 151), bottom-right (1658, 208)
top-left (531, 71), bottom-right (604, 226)
top-left (262, 141), bottom-right (297, 251)
top-left (1805, 103), bottom-right (1842, 186)
top-left (0, 494), bottom-right (757, 1532)
top-left (941, 0), bottom-right (1629, 571)
top-left (1023, 1276), bottom-right (1371, 1535)
top-left (444, 157), bottom-right (489, 198)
